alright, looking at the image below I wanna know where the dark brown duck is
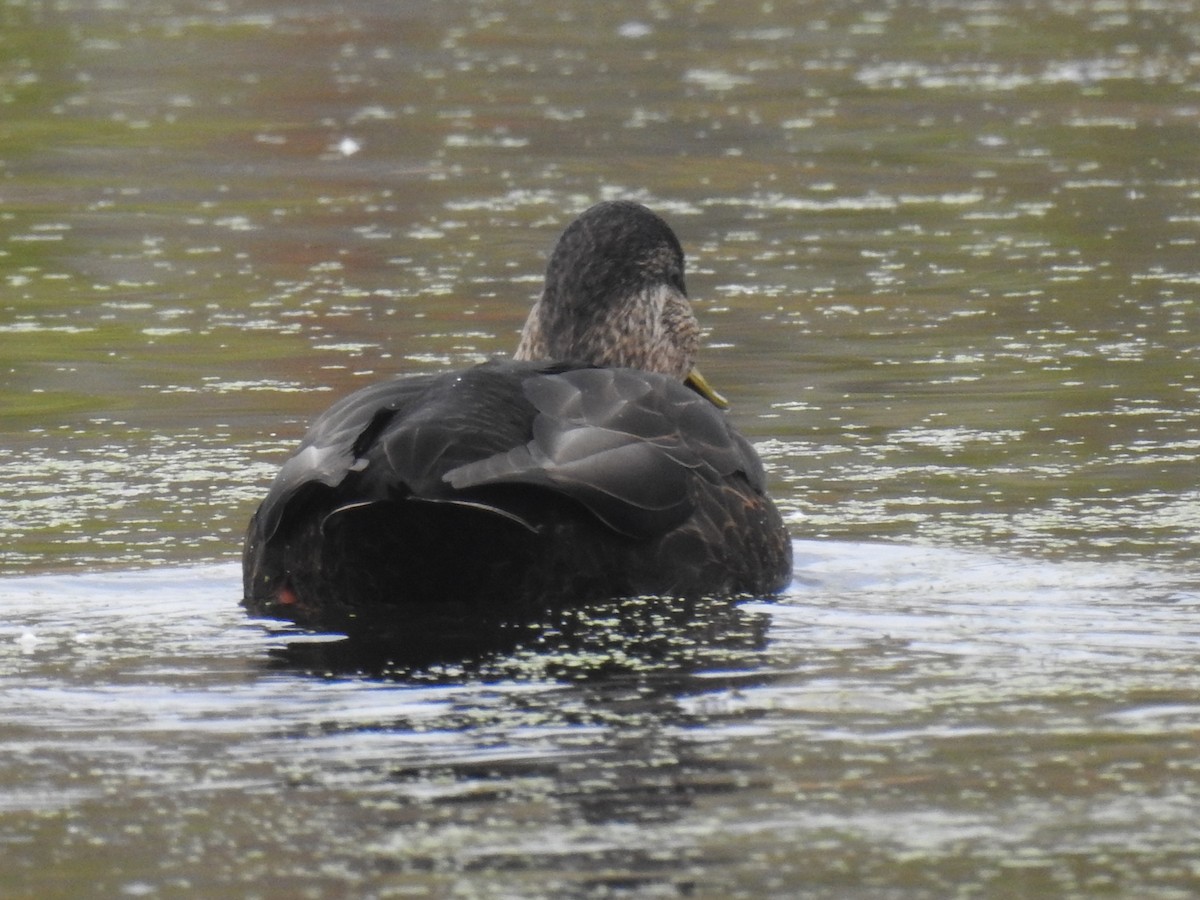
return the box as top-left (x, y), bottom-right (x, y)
top-left (242, 201), bottom-right (792, 637)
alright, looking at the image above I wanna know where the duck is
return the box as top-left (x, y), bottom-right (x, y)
top-left (242, 200), bottom-right (792, 639)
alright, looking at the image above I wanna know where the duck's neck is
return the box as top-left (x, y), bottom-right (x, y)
top-left (512, 285), bottom-right (699, 380)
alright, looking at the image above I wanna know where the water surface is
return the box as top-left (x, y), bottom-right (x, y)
top-left (4, 546), bottom-right (1199, 898)
top-left (2, 0), bottom-right (1200, 896)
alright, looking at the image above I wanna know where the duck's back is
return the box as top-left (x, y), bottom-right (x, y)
top-left (242, 359), bottom-right (791, 636)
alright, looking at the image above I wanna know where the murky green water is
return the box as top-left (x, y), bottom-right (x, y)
top-left (2, 0), bottom-right (1200, 897)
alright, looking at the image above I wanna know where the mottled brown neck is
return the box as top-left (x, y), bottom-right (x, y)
top-left (514, 283), bottom-right (698, 380)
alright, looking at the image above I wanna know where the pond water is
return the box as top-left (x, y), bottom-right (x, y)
top-left (3, 547), bottom-right (1199, 898)
top-left (2, 0), bottom-right (1199, 896)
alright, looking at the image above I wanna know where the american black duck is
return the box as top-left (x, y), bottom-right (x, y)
top-left (242, 200), bottom-right (792, 637)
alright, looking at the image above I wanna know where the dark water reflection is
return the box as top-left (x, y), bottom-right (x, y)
top-left (268, 593), bottom-right (771, 682)
top-left (3, 0), bottom-right (1200, 896)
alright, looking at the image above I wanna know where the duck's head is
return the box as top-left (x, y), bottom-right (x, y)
top-left (514, 200), bottom-right (728, 408)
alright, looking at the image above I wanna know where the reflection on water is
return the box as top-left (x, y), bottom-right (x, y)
top-left (3, 0), bottom-right (1200, 896)
top-left (2, 544), bottom-right (1199, 897)
top-left (269, 594), bottom-right (771, 683)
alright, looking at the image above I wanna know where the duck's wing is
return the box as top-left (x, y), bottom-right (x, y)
top-left (445, 367), bottom-right (768, 540)
top-left (253, 362), bottom-right (551, 543)
top-left (252, 373), bottom-right (437, 542)
top-left (254, 362), bottom-right (769, 547)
